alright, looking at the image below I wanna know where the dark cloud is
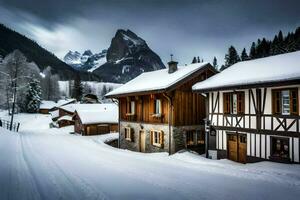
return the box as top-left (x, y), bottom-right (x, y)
top-left (0, 0), bottom-right (299, 65)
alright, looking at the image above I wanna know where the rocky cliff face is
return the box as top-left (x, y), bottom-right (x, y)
top-left (92, 29), bottom-right (165, 83)
top-left (63, 29), bottom-right (165, 83)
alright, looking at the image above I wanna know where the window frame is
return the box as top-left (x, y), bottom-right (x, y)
top-left (272, 88), bottom-right (298, 116)
top-left (196, 130), bottom-right (205, 145)
top-left (186, 131), bottom-right (195, 146)
top-left (125, 127), bottom-right (132, 141)
top-left (270, 136), bottom-right (289, 159)
top-left (150, 130), bottom-right (163, 148)
top-left (154, 99), bottom-right (162, 115)
top-left (223, 92), bottom-right (245, 114)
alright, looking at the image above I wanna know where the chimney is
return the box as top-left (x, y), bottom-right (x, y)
top-left (168, 54), bottom-right (178, 74)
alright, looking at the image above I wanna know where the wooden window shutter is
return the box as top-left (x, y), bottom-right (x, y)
top-left (272, 90), bottom-right (281, 114)
top-left (237, 92), bottom-right (245, 114)
top-left (290, 89), bottom-right (298, 115)
top-left (150, 131), bottom-right (153, 145)
top-left (160, 131), bottom-right (164, 148)
top-left (223, 93), bottom-right (230, 114)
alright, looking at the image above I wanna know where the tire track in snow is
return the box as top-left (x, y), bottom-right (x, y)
top-left (20, 133), bottom-right (93, 200)
top-left (20, 132), bottom-right (109, 200)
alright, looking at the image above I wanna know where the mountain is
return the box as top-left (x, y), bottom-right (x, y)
top-left (94, 29), bottom-right (165, 83)
top-left (0, 23), bottom-right (98, 81)
top-left (64, 29), bottom-right (165, 83)
top-left (64, 49), bottom-right (107, 72)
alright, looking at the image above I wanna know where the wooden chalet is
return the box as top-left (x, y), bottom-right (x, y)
top-left (73, 104), bottom-right (119, 135)
top-left (106, 60), bottom-right (217, 154)
top-left (40, 99), bottom-right (76, 115)
top-left (39, 101), bottom-right (57, 114)
top-left (193, 51), bottom-right (300, 163)
top-left (82, 94), bottom-right (99, 104)
top-left (57, 115), bottom-right (74, 128)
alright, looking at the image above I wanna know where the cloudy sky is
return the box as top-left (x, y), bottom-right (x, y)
top-left (0, 0), bottom-right (299, 65)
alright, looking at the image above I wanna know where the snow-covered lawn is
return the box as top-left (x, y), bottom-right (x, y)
top-left (0, 111), bottom-right (299, 200)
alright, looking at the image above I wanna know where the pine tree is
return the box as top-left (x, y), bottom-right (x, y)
top-left (224, 46), bottom-right (240, 68)
top-left (249, 42), bottom-right (256, 59)
top-left (197, 56), bottom-right (200, 63)
top-left (73, 74), bottom-right (83, 101)
top-left (25, 79), bottom-right (42, 113)
top-left (192, 57), bottom-right (197, 63)
top-left (212, 56), bottom-right (218, 70)
top-left (240, 48), bottom-right (249, 61)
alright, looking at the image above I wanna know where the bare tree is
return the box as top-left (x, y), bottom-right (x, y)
top-left (0, 50), bottom-right (40, 130)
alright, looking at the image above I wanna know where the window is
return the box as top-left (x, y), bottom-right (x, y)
top-left (281, 90), bottom-right (290, 115)
top-left (271, 137), bottom-right (289, 159)
top-left (154, 99), bottom-right (162, 114)
top-left (130, 101), bottom-right (135, 114)
top-left (239, 135), bottom-right (247, 143)
top-left (150, 130), bottom-right (164, 147)
top-left (272, 89), bottom-right (298, 115)
top-left (126, 99), bottom-right (135, 115)
top-left (125, 127), bottom-right (133, 141)
top-left (196, 130), bottom-right (205, 145)
top-left (186, 131), bottom-right (195, 146)
top-left (232, 94), bottom-right (238, 114)
top-left (223, 92), bottom-right (245, 114)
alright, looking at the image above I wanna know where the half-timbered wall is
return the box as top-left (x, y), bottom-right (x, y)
top-left (209, 84), bottom-right (300, 163)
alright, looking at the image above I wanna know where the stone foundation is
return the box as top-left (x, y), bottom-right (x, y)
top-left (120, 121), bottom-right (204, 154)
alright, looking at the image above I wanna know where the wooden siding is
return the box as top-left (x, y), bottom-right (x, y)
top-left (119, 94), bottom-right (169, 124)
top-left (173, 91), bottom-right (206, 126)
top-left (118, 68), bottom-right (214, 126)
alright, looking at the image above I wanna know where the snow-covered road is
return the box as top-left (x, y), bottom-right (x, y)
top-left (0, 113), bottom-right (299, 200)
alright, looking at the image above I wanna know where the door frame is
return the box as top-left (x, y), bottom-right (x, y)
top-left (139, 130), bottom-right (146, 152)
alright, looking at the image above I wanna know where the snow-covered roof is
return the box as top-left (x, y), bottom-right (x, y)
top-left (60, 103), bottom-right (105, 113)
top-left (56, 99), bottom-right (76, 107)
top-left (75, 104), bottom-right (118, 125)
top-left (40, 99), bottom-right (76, 110)
top-left (193, 51), bottom-right (300, 92)
top-left (50, 110), bottom-right (59, 119)
top-left (106, 62), bottom-right (211, 97)
top-left (40, 101), bottom-right (57, 109)
top-left (57, 115), bottom-right (73, 121)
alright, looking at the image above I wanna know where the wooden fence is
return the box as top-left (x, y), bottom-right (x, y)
top-left (0, 118), bottom-right (20, 132)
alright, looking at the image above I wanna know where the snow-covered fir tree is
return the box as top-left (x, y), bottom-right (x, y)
top-left (25, 79), bottom-right (42, 113)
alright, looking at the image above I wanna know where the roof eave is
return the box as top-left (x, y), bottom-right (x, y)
top-left (193, 78), bottom-right (300, 93)
top-left (106, 63), bottom-right (217, 98)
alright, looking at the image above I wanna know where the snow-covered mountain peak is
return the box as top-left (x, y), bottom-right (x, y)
top-left (63, 49), bottom-right (107, 72)
top-left (63, 51), bottom-right (81, 65)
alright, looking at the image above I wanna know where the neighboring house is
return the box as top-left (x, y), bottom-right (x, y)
top-left (57, 115), bottom-right (74, 128)
top-left (73, 104), bottom-right (118, 135)
top-left (82, 94), bottom-right (99, 104)
top-left (193, 51), bottom-right (300, 163)
top-left (106, 61), bottom-right (217, 154)
top-left (39, 101), bottom-right (57, 114)
top-left (40, 99), bottom-right (76, 115)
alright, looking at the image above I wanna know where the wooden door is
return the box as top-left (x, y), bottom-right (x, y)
top-left (238, 134), bottom-right (247, 163)
top-left (227, 134), bottom-right (238, 162)
top-left (139, 130), bottom-right (146, 153)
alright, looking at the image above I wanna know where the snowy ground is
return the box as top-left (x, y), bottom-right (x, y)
top-left (0, 111), bottom-right (299, 200)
